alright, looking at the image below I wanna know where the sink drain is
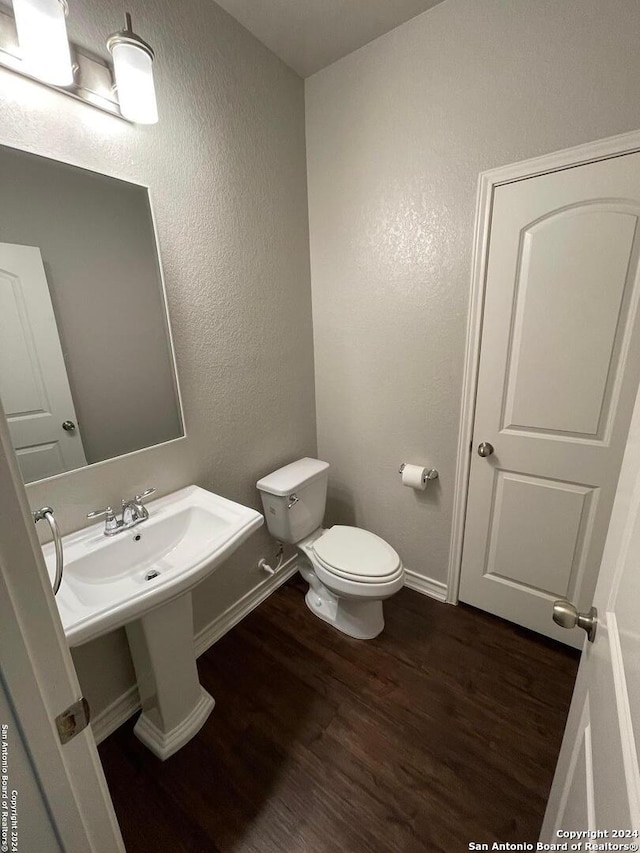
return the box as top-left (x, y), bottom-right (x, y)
top-left (144, 569), bottom-right (160, 581)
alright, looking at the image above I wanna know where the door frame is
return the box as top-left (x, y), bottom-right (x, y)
top-left (447, 127), bottom-right (640, 605)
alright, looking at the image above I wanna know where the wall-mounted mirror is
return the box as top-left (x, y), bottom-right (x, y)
top-left (0, 145), bottom-right (184, 485)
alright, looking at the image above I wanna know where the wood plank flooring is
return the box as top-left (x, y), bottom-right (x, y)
top-left (99, 576), bottom-right (579, 852)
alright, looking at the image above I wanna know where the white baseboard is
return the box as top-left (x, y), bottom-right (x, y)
top-left (91, 556), bottom-right (299, 745)
top-left (194, 556), bottom-right (298, 657)
top-left (91, 684), bottom-right (140, 745)
top-left (403, 569), bottom-right (448, 602)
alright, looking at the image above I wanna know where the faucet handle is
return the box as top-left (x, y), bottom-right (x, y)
top-left (87, 506), bottom-right (115, 520)
top-left (135, 488), bottom-right (156, 503)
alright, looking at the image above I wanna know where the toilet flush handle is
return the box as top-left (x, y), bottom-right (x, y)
top-left (287, 493), bottom-right (299, 509)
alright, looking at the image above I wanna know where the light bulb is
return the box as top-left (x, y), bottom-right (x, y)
top-left (107, 14), bottom-right (158, 125)
top-left (13, 0), bottom-right (73, 86)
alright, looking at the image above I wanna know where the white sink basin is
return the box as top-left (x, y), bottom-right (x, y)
top-left (43, 485), bottom-right (263, 647)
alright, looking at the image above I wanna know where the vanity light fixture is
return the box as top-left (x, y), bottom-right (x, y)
top-left (107, 13), bottom-right (158, 125)
top-left (0, 4), bottom-right (158, 123)
top-left (12, 0), bottom-right (73, 86)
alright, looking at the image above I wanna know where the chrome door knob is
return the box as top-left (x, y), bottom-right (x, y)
top-left (477, 441), bottom-right (494, 457)
top-left (553, 600), bottom-right (598, 643)
top-left (62, 420), bottom-right (76, 432)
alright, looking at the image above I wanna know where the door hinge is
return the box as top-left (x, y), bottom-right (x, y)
top-left (55, 697), bottom-right (90, 745)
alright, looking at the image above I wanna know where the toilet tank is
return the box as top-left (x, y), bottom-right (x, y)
top-left (256, 458), bottom-right (330, 543)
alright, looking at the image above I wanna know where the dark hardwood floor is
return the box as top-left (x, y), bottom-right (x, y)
top-left (99, 576), bottom-right (579, 853)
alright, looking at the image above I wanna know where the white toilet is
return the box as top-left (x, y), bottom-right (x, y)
top-left (257, 457), bottom-right (404, 639)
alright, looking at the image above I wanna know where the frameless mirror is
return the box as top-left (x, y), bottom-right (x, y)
top-left (0, 144), bottom-right (184, 485)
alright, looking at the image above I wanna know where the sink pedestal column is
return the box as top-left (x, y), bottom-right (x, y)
top-left (125, 592), bottom-right (214, 760)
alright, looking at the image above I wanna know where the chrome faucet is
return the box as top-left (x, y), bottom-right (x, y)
top-left (87, 488), bottom-right (156, 536)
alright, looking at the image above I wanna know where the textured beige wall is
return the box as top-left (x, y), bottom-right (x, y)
top-left (305, 0), bottom-right (640, 586)
top-left (1, 0), bottom-right (315, 714)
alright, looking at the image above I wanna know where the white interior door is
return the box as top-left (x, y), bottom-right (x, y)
top-left (540, 363), bottom-right (640, 837)
top-left (0, 397), bottom-right (124, 851)
top-left (459, 152), bottom-right (640, 646)
top-left (0, 242), bottom-right (87, 482)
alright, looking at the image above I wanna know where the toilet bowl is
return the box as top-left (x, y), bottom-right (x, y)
top-left (256, 458), bottom-right (404, 639)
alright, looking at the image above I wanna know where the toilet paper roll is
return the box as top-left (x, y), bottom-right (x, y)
top-left (401, 464), bottom-right (428, 491)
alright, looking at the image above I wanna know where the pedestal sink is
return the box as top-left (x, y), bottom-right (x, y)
top-left (42, 485), bottom-right (263, 759)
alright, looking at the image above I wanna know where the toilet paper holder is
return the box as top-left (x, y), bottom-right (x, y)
top-left (399, 463), bottom-right (439, 484)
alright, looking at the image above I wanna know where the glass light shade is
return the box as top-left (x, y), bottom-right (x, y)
top-left (13, 0), bottom-right (73, 86)
top-left (111, 41), bottom-right (158, 124)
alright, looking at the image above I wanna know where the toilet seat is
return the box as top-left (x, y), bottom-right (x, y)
top-left (312, 526), bottom-right (402, 584)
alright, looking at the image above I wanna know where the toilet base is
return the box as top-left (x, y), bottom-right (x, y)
top-left (304, 585), bottom-right (384, 640)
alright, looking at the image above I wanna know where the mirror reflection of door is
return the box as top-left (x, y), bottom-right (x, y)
top-left (0, 242), bottom-right (87, 482)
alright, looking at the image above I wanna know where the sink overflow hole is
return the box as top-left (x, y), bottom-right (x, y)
top-left (134, 534), bottom-right (142, 541)
top-left (145, 569), bottom-right (160, 581)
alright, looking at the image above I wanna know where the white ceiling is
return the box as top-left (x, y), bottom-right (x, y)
top-left (213, 0), bottom-right (447, 78)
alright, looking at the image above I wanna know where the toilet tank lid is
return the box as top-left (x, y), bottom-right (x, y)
top-left (256, 457), bottom-right (329, 496)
